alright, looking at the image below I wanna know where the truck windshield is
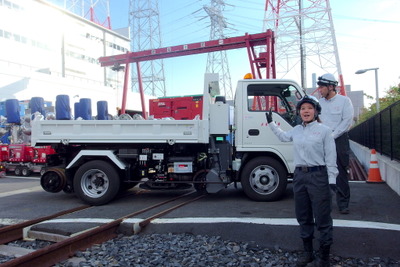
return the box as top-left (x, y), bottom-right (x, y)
top-left (247, 84), bottom-right (303, 126)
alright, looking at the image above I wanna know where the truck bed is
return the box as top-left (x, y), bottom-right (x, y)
top-left (31, 119), bottom-right (209, 146)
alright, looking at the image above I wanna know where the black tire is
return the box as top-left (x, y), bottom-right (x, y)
top-left (73, 160), bottom-right (121, 206)
top-left (22, 167), bottom-right (32, 177)
top-left (62, 184), bottom-right (74, 194)
top-left (193, 170), bottom-right (207, 193)
top-left (241, 157), bottom-right (287, 201)
top-left (14, 166), bottom-right (22, 176)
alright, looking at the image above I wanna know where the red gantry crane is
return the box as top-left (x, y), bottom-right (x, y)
top-left (99, 30), bottom-right (276, 118)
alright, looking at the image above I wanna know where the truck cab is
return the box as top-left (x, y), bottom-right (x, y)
top-left (232, 78), bottom-right (305, 201)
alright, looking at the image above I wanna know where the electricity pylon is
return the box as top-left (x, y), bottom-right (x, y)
top-left (129, 0), bottom-right (166, 96)
top-left (204, 0), bottom-right (233, 99)
top-left (263, 0), bottom-right (345, 94)
top-left (64, 0), bottom-right (111, 29)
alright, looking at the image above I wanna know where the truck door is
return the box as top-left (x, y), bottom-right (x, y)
top-left (236, 82), bottom-right (303, 167)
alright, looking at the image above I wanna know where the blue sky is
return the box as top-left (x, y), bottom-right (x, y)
top-left (106, 0), bottom-right (399, 106)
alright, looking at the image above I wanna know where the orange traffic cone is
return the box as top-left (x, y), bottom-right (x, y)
top-left (367, 149), bottom-right (384, 183)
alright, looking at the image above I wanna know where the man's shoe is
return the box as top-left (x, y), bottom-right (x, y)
top-left (339, 208), bottom-right (349, 214)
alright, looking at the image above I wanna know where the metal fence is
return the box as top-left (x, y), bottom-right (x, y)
top-left (349, 100), bottom-right (400, 162)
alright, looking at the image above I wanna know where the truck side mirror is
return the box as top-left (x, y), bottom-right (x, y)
top-left (215, 96), bottom-right (226, 103)
top-left (208, 81), bottom-right (220, 97)
top-left (282, 90), bottom-right (291, 97)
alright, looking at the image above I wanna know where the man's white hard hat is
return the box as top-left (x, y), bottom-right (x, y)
top-left (317, 73), bottom-right (338, 86)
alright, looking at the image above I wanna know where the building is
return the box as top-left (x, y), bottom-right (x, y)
top-left (0, 0), bottom-right (150, 117)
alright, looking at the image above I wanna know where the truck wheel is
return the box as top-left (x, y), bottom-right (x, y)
top-left (14, 167), bottom-right (22, 176)
top-left (22, 167), bottom-right (32, 177)
top-left (74, 160), bottom-right (120, 206)
top-left (193, 169), bottom-right (207, 192)
top-left (241, 157), bottom-right (287, 201)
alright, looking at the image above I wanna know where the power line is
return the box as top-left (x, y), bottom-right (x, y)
top-left (161, 0), bottom-right (201, 17)
top-left (334, 14), bottom-right (400, 24)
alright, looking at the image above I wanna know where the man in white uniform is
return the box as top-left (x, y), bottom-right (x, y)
top-left (317, 73), bottom-right (354, 214)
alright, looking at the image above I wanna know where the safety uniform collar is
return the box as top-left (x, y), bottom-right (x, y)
top-left (302, 120), bottom-right (318, 127)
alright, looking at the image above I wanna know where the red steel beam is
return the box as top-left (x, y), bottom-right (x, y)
top-left (99, 30), bottom-right (274, 67)
top-left (99, 30), bottom-right (275, 116)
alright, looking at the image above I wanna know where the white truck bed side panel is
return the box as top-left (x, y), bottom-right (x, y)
top-left (31, 120), bottom-right (209, 145)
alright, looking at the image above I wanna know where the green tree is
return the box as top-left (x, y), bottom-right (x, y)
top-left (357, 83), bottom-right (400, 124)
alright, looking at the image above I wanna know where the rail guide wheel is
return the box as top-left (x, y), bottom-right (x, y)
top-left (41, 168), bottom-right (67, 193)
top-left (193, 169), bottom-right (208, 192)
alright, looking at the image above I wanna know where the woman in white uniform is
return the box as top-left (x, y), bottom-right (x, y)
top-left (266, 95), bottom-right (338, 267)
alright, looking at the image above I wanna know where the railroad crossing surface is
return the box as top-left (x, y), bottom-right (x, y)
top-left (0, 175), bottom-right (399, 261)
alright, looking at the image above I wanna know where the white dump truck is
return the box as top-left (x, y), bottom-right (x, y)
top-left (31, 75), bottom-right (305, 205)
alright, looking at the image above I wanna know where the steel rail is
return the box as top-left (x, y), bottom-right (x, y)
top-left (1, 191), bottom-right (205, 267)
top-left (1, 218), bottom-right (121, 267)
top-left (0, 205), bottom-right (90, 245)
top-left (137, 194), bottom-right (206, 230)
top-left (353, 157), bottom-right (368, 181)
top-left (116, 190), bottom-right (198, 220)
top-left (349, 157), bottom-right (367, 181)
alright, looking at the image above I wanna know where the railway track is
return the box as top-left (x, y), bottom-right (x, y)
top-left (0, 190), bottom-right (206, 267)
top-left (0, 205), bottom-right (90, 245)
top-left (349, 153), bottom-right (367, 181)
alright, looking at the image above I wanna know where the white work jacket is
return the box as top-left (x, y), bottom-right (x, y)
top-left (269, 120), bottom-right (338, 184)
top-left (319, 94), bottom-right (354, 139)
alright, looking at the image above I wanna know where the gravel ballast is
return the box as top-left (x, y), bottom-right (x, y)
top-left (1, 233), bottom-right (399, 266)
top-left (43, 233), bottom-right (400, 267)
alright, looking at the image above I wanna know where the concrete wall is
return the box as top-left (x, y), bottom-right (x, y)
top-left (350, 140), bottom-right (400, 196)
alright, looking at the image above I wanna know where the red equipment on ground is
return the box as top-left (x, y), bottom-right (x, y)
top-left (0, 144), bottom-right (56, 176)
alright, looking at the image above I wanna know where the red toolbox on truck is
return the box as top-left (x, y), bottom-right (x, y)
top-left (150, 95), bottom-right (203, 120)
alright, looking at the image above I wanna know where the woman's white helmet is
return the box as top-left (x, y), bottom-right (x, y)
top-left (317, 73), bottom-right (338, 86)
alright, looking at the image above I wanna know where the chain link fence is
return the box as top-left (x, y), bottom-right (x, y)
top-left (349, 101), bottom-right (400, 162)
